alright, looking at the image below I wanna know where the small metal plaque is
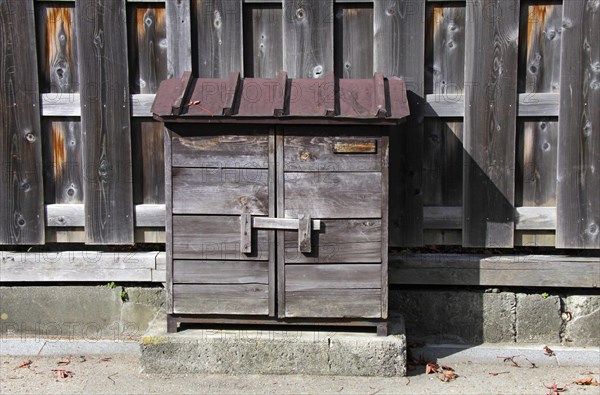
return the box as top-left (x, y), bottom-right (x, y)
top-left (333, 140), bottom-right (377, 154)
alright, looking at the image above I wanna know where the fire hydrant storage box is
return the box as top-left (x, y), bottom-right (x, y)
top-left (152, 72), bottom-right (409, 335)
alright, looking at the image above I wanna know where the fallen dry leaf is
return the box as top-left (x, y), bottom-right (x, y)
top-left (573, 378), bottom-right (599, 386)
top-left (544, 346), bottom-right (556, 357)
top-left (489, 371), bottom-right (510, 376)
top-left (580, 371), bottom-right (597, 375)
top-left (52, 369), bottom-right (73, 379)
top-left (544, 383), bottom-right (567, 393)
top-left (57, 359), bottom-right (70, 366)
top-left (99, 357), bottom-right (112, 362)
top-left (15, 360), bottom-right (33, 369)
top-left (438, 369), bottom-right (459, 382)
top-left (425, 363), bottom-right (438, 375)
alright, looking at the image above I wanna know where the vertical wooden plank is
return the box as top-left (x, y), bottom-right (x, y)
top-left (42, 118), bottom-right (83, 204)
top-left (283, 0), bottom-right (333, 78)
top-left (36, 3), bottom-right (83, 207)
top-left (164, 128), bottom-right (173, 314)
top-left (131, 120), bottom-right (164, 204)
top-left (243, 4), bottom-right (283, 78)
top-left (76, 0), bottom-right (134, 244)
top-left (423, 119), bottom-right (463, 206)
top-left (297, 213), bottom-right (311, 253)
top-left (193, 0), bottom-right (243, 78)
top-left (423, 3), bottom-right (465, 213)
top-left (380, 133), bottom-right (389, 319)
top-left (516, 119), bottom-right (557, 207)
top-left (556, 0), bottom-right (600, 248)
top-left (268, 128), bottom-right (276, 317)
top-left (425, 4), bottom-right (465, 94)
top-left (462, 0), bottom-right (519, 248)
top-left (128, 4), bottom-right (167, 94)
top-left (518, 3), bottom-right (562, 94)
top-left (334, 3), bottom-right (373, 79)
top-left (166, 0), bottom-right (192, 79)
top-left (128, 4), bottom-right (166, 206)
top-left (0, 0), bottom-right (45, 244)
top-left (276, 127), bottom-right (285, 318)
top-left (374, 0), bottom-right (425, 247)
top-left (36, 4), bottom-right (78, 94)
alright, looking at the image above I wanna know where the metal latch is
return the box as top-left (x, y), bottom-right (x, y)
top-left (240, 214), bottom-right (320, 254)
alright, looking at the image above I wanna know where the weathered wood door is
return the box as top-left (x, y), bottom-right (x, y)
top-left (168, 125), bottom-right (388, 321)
top-left (279, 126), bottom-right (388, 319)
top-left (169, 125), bottom-right (276, 316)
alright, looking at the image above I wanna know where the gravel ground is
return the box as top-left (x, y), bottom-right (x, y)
top-left (1, 354), bottom-right (599, 395)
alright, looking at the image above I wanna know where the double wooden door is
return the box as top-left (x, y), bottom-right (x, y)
top-left (166, 124), bottom-right (388, 322)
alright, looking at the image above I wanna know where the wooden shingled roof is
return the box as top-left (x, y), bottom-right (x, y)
top-left (152, 71), bottom-right (410, 125)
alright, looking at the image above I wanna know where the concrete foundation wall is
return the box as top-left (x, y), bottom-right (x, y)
top-left (1, 285), bottom-right (598, 346)
top-left (0, 285), bottom-right (164, 341)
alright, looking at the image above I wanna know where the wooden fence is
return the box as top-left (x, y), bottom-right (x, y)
top-left (1, 0), bottom-right (598, 249)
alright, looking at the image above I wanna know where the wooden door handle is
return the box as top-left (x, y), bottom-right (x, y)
top-left (240, 215), bottom-right (319, 254)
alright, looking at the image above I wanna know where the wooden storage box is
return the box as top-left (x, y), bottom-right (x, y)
top-left (152, 72), bottom-right (409, 335)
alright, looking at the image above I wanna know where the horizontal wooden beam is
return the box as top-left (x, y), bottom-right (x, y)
top-left (0, 251), bottom-right (161, 282)
top-left (423, 206), bottom-right (556, 230)
top-left (40, 93), bottom-right (559, 119)
top-left (389, 253), bottom-right (600, 288)
top-left (46, 204), bottom-right (165, 227)
top-left (41, 94), bottom-right (155, 118)
top-left (3, 251), bottom-right (597, 288)
top-left (424, 93), bottom-right (559, 117)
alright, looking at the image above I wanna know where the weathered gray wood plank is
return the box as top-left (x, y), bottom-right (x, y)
top-left (174, 283), bottom-right (269, 315)
top-left (285, 288), bottom-right (382, 318)
top-left (283, 0), bottom-right (333, 78)
top-left (0, 251), bottom-right (158, 282)
top-left (193, 0), bottom-right (243, 77)
top-left (556, 0), bottom-right (600, 249)
top-left (166, 0), bottom-right (192, 79)
top-left (423, 119), bottom-right (462, 206)
top-left (425, 4), bottom-right (465, 94)
top-left (284, 172), bottom-right (382, 218)
top-left (334, 3), bottom-right (373, 78)
top-left (462, 0), bottom-right (519, 248)
top-left (285, 264), bottom-right (381, 291)
top-left (172, 167), bottom-right (269, 215)
top-left (518, 3), bottom-right (562, 94)
top-left (516, 119), bottom-right (557, 207)
top-left (36, 3), bottom-right (79, 93)
top-left (380, 134), bottom-right (389, 318)
top-left (389, 253), bottom-right (600, 288)
top-left (173, 260), bottom-right (268, 284)
top-left (128, 4), bottom-right (167, 93)
top-left (76, 0), bottom-right (134, 244)
top-left (374, 0), bottom-right (425, 247)
top-left (172, 215), bottom-right (269, 260)
top-left (164, 128), bottom-right (174, 313)
top-left (171, 128), bottom-right (270, 168)
top-left (244, 3), bottom-right (283, 78)
top-left (41, 119), bottom-right (84, 204)
top-left (284, 219), bottom-right (381, 263)
top-left (0, 0), bottom-right (45, 244)
top-left (284, 131), bottom-right (382, 172)
top-left (131, 120), bottom-right (164, 205)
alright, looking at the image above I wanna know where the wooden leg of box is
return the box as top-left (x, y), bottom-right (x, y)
top-left (167, 315), bottom-right (178, 333)
top-left (376, 322), bottom-right (388, 337)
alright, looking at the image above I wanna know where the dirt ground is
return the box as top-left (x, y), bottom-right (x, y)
top-left (1, 354), bottom-right (599, 395)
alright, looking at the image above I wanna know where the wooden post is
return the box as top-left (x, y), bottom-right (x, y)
top-left (0, 0), bottom-right (45, 244)
top-left (75, 0), bottom-right (134, 244)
